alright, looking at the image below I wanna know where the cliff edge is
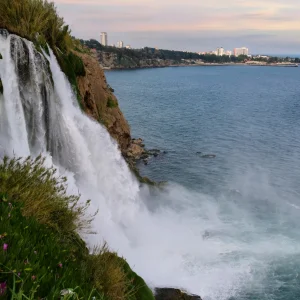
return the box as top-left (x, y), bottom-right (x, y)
top-left (76, 52), bottom-right (131, 153)
top-left (75, 52), bottom-right (155, 184)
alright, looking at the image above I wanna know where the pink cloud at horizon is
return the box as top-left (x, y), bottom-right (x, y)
top-left (53, 0), bottom-right (300, 54)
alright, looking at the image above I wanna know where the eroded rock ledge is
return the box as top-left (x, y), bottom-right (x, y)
top-left (155, 288), bottom-right (202, 300)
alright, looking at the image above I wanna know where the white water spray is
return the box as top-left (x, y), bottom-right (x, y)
top-left (1, 33), bottom-right (300, 300)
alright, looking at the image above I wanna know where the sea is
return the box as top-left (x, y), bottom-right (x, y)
top-left (106, 65), bottom-right (300, 300)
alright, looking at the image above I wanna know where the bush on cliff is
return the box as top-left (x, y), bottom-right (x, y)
top-left (0, 156), bottom-right (154, 300)
top-left (0, 0), bottom-right (87, 104)
top-left (0, 0), bottom-right (72, 53)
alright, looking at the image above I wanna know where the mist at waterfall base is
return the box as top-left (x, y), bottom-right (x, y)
top-left (1, 33), bottom-right (300, 300)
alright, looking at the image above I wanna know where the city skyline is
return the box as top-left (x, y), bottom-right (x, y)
top-left (100, 33), bottom-right (248, 56)
top-left (54, 0), bottom-right (300, 55)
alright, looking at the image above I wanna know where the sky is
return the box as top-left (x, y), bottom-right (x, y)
top-left (54, 0), bottom-right (300, 55)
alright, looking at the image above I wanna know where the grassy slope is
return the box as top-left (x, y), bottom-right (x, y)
top-left (0, 157), bottom-right (154, 300)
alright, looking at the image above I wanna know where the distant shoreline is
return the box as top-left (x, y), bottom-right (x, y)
top-left (103, 62), bottom-right (298, 71)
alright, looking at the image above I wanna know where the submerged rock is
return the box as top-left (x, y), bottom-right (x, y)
top-left (147, 149), bottom-right (161, 157)
top-left (155, 288), bottom-right (202, 300)
top-left (201, 154), bottom-right (216, 158)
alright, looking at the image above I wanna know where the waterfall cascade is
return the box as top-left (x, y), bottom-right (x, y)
top-left (1, 32), bottom-right (299, 300)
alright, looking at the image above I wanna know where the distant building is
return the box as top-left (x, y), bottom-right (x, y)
top-left (101, 32), bottom-right (107, 46)
top-left (226, 50), bottom-right (232, 56)
top-left (125, 45), bottom-right (131, 49)
top-left (234, 47), bottom-right (249, 56)
top-left (216, 47), bottom-right (224, 56)
top-left (117, 41), bottom-right (124, 48)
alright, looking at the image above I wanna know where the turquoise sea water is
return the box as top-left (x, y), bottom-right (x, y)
top-left (106, 66), bottom-right (300, 299)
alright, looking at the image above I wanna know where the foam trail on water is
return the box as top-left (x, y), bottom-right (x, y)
top-left (1, 32), bottom-right (300, 300)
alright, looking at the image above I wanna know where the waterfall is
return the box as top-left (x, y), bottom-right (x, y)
top-left (1, 32), bottom-right (299, 300)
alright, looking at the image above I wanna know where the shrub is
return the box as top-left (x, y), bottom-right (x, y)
top-left (0, 156), bottom-right (94, 235)
top-left (106, 96), bottom-right (118, 108)
top-left (0, 0), bottom-right (86, 107)
top-left (89, 244), bottom-right (133, 300)
top-left (0, 195), bottom-right (101, 299)
top-left (88, 245), bottom-right (155, 300)
top-left (0, 0), bottom-right (72, 53)
top-left (56, 51), bottom-right (86, 107)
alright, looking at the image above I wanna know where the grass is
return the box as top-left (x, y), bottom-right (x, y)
top-left (56, 51), bottom-right (86, 107)
top-left (0, 0), bottom-right (72, 53)
top-left (0, 0), bottom-right (87, 104)
top-left (0, 197), bottom-right (99, 299)
top-left (106, 96), bottom-right (118, 108)
top-left (0, 157), bottom-right (155, 300)
top-left (0, 156), bottom-right (93, 235)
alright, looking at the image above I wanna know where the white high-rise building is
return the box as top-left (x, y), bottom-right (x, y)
top-left (117, 41), bottom-right (124, 48)
top-left (226, 50), bottom-right (232, 56)
top-left (216, 47), bottom-right (224, 56)
top-left (234, 47), bottom-right (249, 56)
top-left (101, 32), bottom-right (107, 46)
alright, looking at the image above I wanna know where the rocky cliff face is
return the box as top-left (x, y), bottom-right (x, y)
top-left (75, 52), bottom-right (131, 153)
top-left (75, 52), bottom-right (159, 185)
top-left (97, 51), bottom-right (181, 70)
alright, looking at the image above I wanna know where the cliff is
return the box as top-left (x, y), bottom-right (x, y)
top-left (75, 52), bottom-right (157, 185)
top-left (75, 52), bottom-right (131, 153)
top-left (97, 51), bottom-right (181, 69)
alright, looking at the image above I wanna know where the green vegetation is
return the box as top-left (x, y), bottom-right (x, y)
top-left (0, 157), bottom-right (155, 299)
top-left (82, 39), bottom-right (202, 63)
top-left (82, 39), bottom-right (300, 67)
top-left (106, 96), bottom-right (118, 108)
top-left (56, 51), bottom-right (86, 107)
top-left (81, 39), bottom-right (248, 65)
top-left (0, 0), bottom-right (72, 53)
top-left (0, 0), bottom-right (87, 104)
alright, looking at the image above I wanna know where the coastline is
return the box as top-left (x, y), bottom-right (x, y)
top-left (103, 62), bottom-right (299, 71)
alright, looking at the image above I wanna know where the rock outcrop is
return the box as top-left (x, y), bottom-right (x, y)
top-left (96, 51), bottom-right (180, 70)
top-left (155, 288), bottom-right (202, 300)
top-left (76, 52), bottom-right (131, 153)
top-left (75, 52), bottom-right (157, 184)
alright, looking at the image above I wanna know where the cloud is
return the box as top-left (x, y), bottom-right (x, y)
top-left (53, 0), bottom-right (300, 53)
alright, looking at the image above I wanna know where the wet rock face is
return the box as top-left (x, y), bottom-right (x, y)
top-left (155, 288), bottom-right (202, 300)
top-left (0, 29), bottom-right (9, 38)
top-left (126, 143), bottom-right (146, 160)
top-left (10, 36), bottom-right (30, 86)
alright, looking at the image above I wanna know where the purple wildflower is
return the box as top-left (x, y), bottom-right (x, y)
top-left (58, 263), bottom-right (63, 268)
top-left (0, 282), bottom-right (7, 296)
top-left (18, 272), bottom-right (21, 277)
top-left (3, 243), bottom-right (8, 251)
top-left (31, 275), bottom-right (36, 281)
